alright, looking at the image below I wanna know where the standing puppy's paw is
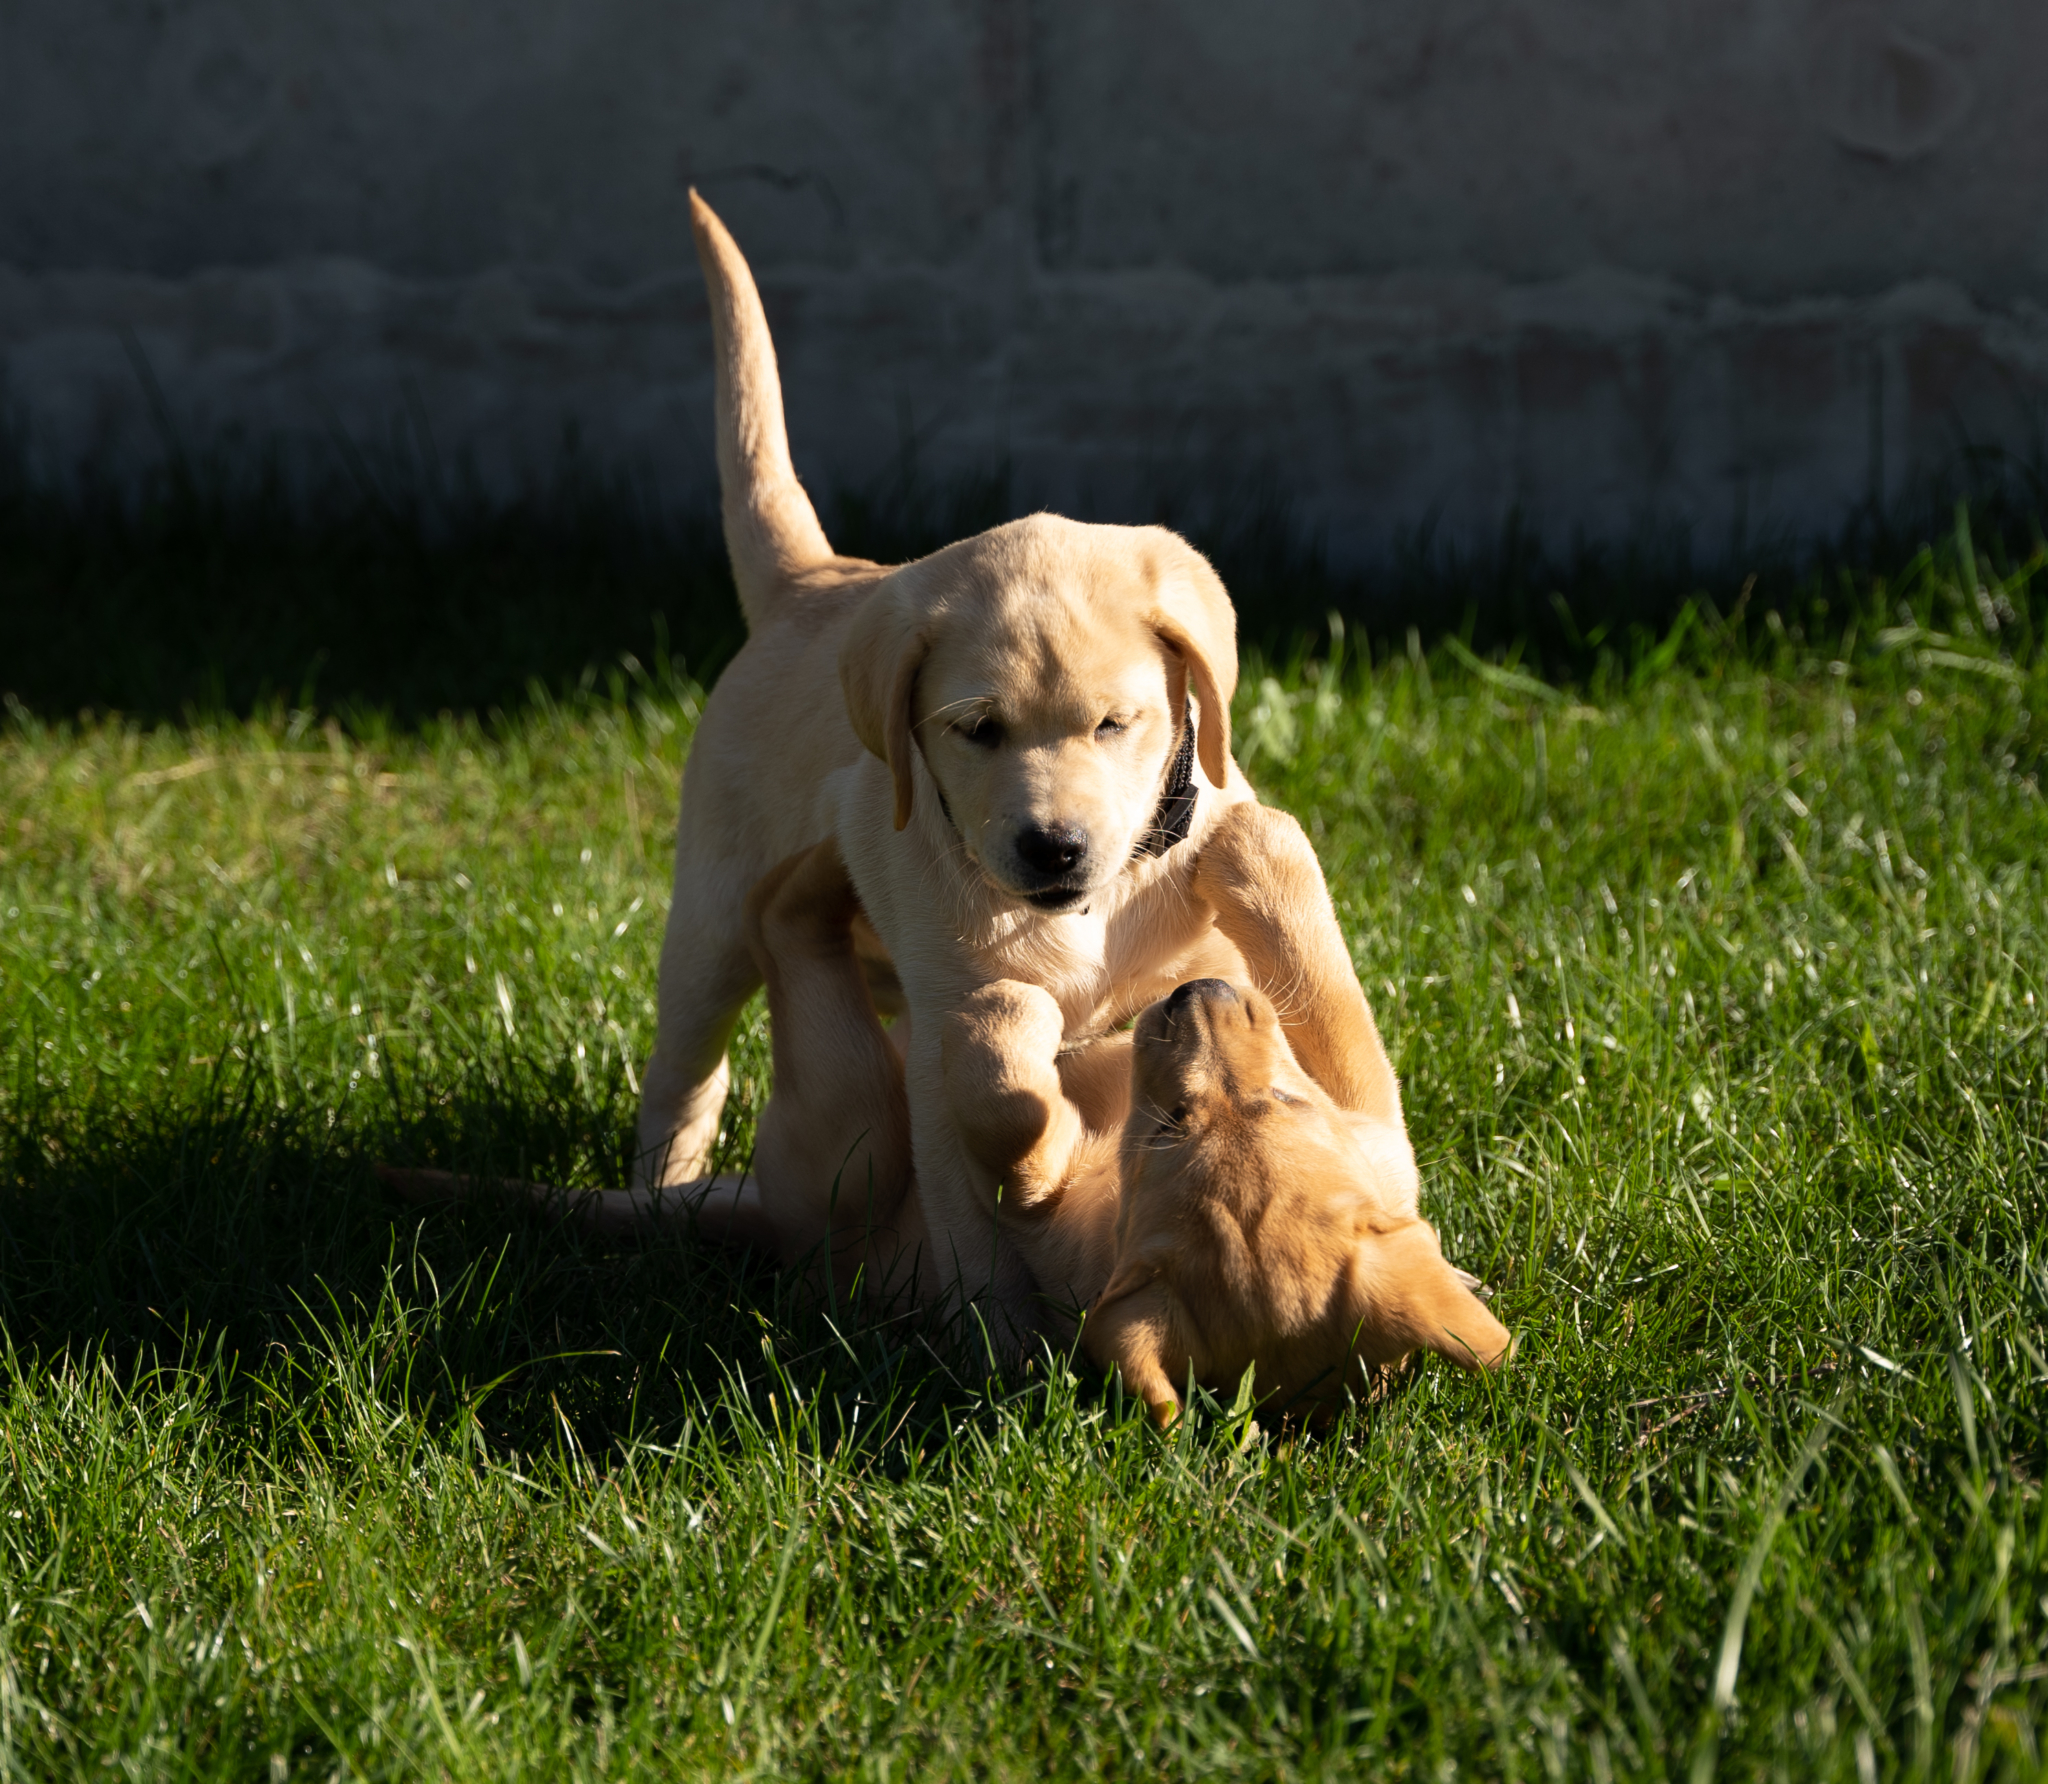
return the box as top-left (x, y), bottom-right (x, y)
top-left (939, 981), bottom-right (1083, 1208)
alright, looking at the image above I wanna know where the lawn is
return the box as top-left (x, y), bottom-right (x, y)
top-left (1, 524), bottom-right (2044, 1779)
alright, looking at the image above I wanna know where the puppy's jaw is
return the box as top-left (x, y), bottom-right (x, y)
top-left (950, 788), bottom-right (1171, 911)
top-left (945, 801), bottom-right (1181, 926)
top-left (1022, 885), bottom-right (1090, 913)
top-left (944, 823), bottom-right (1104, 919)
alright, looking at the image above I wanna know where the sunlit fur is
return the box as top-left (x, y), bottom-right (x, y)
top-left (636, 193), bottom-right (1256, 1337)
top-left (1084, 980), bottom-right (1511, 1423)
top-left (686, 809), bottom-right (1509, 1423)
top-left (387, 804), bottom-right (1512, 1418)
top-left (843, 519), bottom-right (1226, 902)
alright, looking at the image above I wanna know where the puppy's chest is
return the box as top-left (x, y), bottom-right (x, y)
top-left (981, 921), bottom-right (1116, 1030)
top-left (987, 872), bottom-right (1215, 1034)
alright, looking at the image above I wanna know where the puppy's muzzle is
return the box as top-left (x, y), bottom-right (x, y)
top-left (1138, 977), bottom-right (1239, 1053)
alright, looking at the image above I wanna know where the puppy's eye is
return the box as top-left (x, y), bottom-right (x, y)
top-left (956, 716), bottom-right (1004, 749)
top-left (1095, 715), bottom-right (1126, 737)
top-left (1270, 1087), bottom-right (1302, 1106)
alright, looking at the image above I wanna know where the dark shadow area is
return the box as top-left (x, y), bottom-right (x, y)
top-left (1183, 445), bottom-right (2048, 683)
top-left (0, 1029), bottom-right (1099, 1472)
top-left (0, 459), bottom-right (746, 725)
top-left (4, 414), bottom-right (2045, 724)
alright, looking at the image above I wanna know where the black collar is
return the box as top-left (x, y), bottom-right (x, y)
top-left (1133, 707), bottom-right (1198, 859)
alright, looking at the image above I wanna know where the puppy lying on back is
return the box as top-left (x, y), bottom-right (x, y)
top-left (944, 802), bottom-right (1511, 1419)
top-left (1088, 977), bottom-right (1508, 1418)
top-left (379, 804), bottom-right (1510, 1420)
top-left (731, 802), bottom-right (1512, 1422)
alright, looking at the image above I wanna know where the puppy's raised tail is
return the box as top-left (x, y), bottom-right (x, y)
top-left (690, 189), bottom-right (839, 630)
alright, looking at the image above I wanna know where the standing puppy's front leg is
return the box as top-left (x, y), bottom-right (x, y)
top-left (940, 983), bottom-right (1090, 1210)
top-left (939, 983), bottom-right (1124, 1331)
top-left (903, 984), bottom-right (1116, 1346)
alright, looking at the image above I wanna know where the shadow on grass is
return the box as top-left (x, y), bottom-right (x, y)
top-left (5, 419), bottom-right (2047, 726)
top-left (0, 1060), bottom-right (1081, 1476)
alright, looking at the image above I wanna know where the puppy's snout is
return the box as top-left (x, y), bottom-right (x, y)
top-left (1014, 821), bottom-right (1088, 881)
top-left (1165, 977), bottom-right (1238, 1015)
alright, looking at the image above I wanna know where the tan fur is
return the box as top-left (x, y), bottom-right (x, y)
top-left (382, 812), bottom-right (1510, 1417)
top-left (388, 206), bottom-right (1507, 1403)
top-left (1090, 978), bottom-right (1509, 1425)
top-left (734, 812), bottom-right (1507, 1417)
top-left (638, 193), bottom-right (1258, 1338)
top-left (943, 804), bottom-right (1511, 1421)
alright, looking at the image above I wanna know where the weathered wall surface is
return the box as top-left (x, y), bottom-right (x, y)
top-left (5, 0), bottom-right (2046, 562)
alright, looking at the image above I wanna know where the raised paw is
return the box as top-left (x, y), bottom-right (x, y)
top-left (940, 980), bottom-right (1083, 1206)
top-left (1190, 801), bottom-right (1319, 918)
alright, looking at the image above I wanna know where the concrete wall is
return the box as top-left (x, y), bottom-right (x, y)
top-left (5, 0), bottom-right (2047, 563)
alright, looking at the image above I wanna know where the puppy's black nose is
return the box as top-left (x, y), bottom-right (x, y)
top-left (1166, 977), bottom-right (1237, 1014)
top-left (1015, 822), bottom-right (1088, 880)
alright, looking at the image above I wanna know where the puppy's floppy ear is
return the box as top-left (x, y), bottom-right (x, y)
top-left (1346, 1218), bottom-right (1513, 1372)
top-left (840, 581), bottom-right (931, 831)
top-left (1143, 539), bottom-right (1239, 787)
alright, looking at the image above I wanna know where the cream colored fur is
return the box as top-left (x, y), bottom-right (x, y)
top-left (684, 809), bottom-right (1507, 1419)
top-left (637, 193), bottom-right (1255, 1336)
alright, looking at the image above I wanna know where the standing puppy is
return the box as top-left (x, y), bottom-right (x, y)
top-left (641, 194), bottom-right (1255, 1333)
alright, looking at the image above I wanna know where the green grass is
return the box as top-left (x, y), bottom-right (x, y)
top-left (2, 525), bottom-right (2046, 1779)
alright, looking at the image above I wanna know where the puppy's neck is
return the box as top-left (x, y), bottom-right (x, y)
top-left (839, 749), bottom-right (1235, 1031)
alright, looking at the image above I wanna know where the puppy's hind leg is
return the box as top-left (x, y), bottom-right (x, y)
top-left (744, 841), bottom-right (916, 1280)
top-left (636, 859), bottom-right (762, 1190)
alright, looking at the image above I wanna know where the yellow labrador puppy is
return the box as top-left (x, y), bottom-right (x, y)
top-left (642, 193), bottom-right (1256, 1335)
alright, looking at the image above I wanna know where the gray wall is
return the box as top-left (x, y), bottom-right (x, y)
top-left (5, 0), bottom-right (2046, 562)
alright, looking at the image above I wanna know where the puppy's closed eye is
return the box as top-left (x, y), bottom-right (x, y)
top-left (1270, 1086), bottom-right (1304, 1106)
top-left (956, 716), bottom-right (1004, 748)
